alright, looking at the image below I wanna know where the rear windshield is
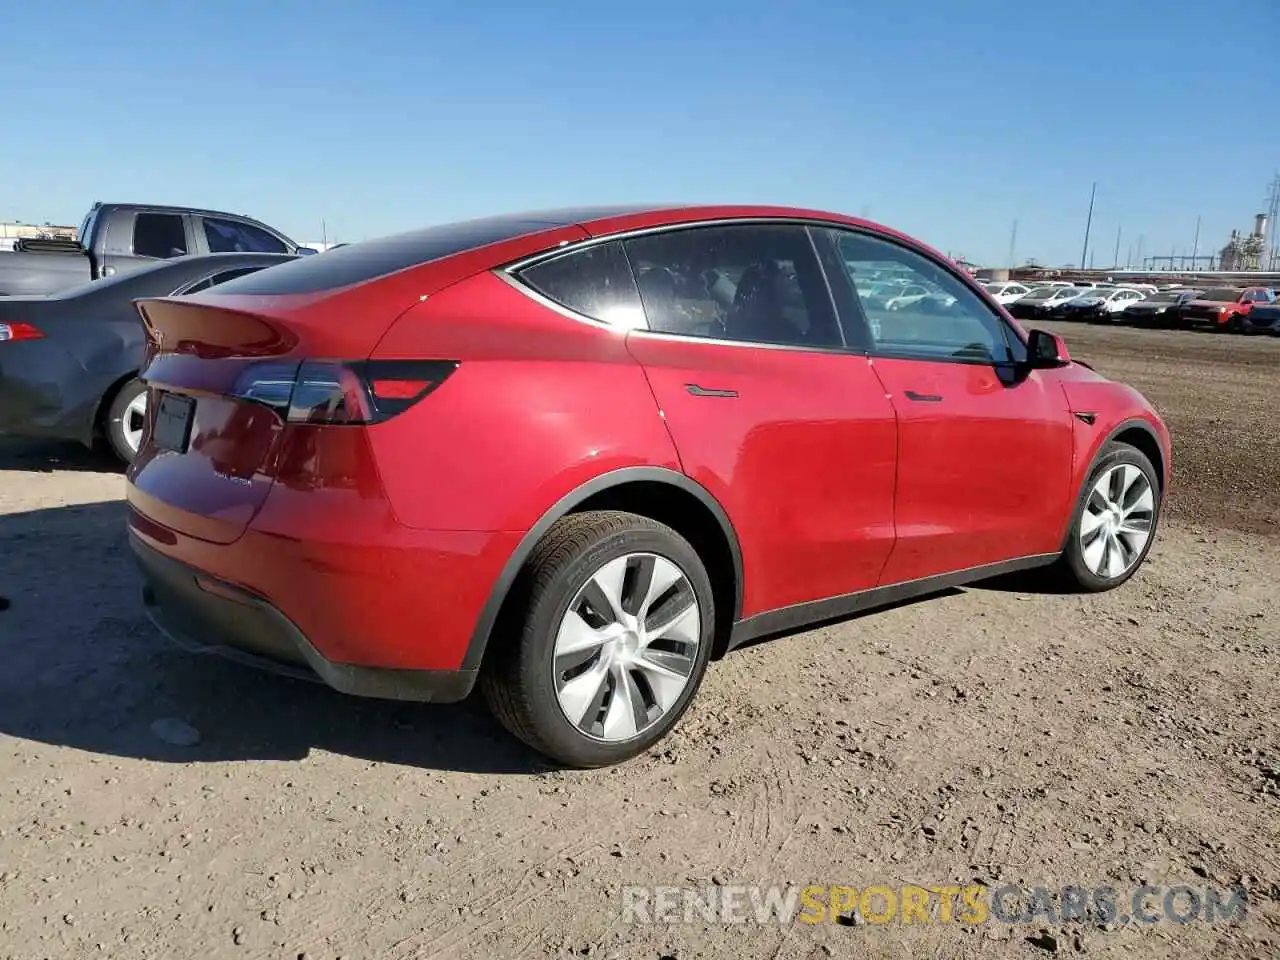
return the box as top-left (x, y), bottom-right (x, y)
top-left (211, 214), bottom-right (568, 295)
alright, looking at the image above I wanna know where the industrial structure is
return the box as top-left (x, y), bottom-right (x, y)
top-left (1218, 214), bottom-right (1269, 272)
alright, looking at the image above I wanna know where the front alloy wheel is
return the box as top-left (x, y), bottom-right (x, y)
top-left (1056, 442), bottom-right (1161, 592)
top-left (1079, 464), bottom-right (1154, 579)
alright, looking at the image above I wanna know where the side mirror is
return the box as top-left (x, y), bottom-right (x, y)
top-left (1026, 328), bottom-right (1070, 368)
top-left (295, 246), bottom-right (319, 257)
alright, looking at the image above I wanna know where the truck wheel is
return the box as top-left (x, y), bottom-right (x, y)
top-left (105, 379), bottom-right (148, 465)
top-left (482, 511), bottom-right (715, 768)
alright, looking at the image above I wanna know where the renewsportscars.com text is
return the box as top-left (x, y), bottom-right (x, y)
top-left (621, 883), bottom-right (1249, 927)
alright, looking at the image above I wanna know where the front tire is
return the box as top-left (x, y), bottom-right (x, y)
top-left (105, 378), bottom-right (148, 465)
top-left (482, 511), bottom-right (715, 768)
top-left (1054, 442), bottom-right (1161, 592)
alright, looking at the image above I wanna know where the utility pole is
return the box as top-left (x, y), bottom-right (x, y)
top-left (1190, 215), bottom-right (1201, 269)
top-left (1007, 219), bottom-right (1018, 267)
top-left (1113, 225), bottom-right (1122, 268)
top-left (1080, 181), bottom-right (1097, 269)
top-left (322, 218), bottom-right (328, 248)
top-left (1136, 235), bottom-right (1145, 271)
top-left (1267, 174), bottom-right (1280, 270)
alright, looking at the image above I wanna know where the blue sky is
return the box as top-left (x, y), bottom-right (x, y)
top-left (3, 0), bottom-right (1276, 266)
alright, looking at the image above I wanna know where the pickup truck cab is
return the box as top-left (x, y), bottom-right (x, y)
top-left (0, 202), bottom-right (312, 296)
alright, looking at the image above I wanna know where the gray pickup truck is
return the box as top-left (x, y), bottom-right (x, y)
top-left (0, 202), bottom-right (313, 296)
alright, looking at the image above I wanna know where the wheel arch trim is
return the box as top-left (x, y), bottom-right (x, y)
top-left (460, 466), bottom-right (744, 671)
top-left (1059, 416), bottom-right (1165, 552)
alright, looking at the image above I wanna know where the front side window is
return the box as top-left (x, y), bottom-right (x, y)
top-left (622, 224), bottom-right (842, 348)
top-left (825, 229), bottom-right (1015, 363)
top-left (133, 213), bottom-right (188, 259)
top-left (515, 241), bottom-right (644, 327)
top-left (203, 218), bottom-right (289, 254)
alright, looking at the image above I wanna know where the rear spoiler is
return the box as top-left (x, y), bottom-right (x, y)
top-left (13, 238), bottom-right (85, 255)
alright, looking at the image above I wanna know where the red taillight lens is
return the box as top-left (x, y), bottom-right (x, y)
top-left (0, 322), bottom-right (44, 342)
top-left (228, 359), bottom-right (457, 424)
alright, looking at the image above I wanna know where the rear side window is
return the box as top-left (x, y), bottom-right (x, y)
top-left (515, 241), bottom-right (644, 327)
top-left (203, 218), bottom-right (288, 254)
top-left (212, 214), bottom-right (568, 296)
top-left (134, 213), bottom-right (188, 259)
top-left (623, 224), bottom-right (842, 348)
top-left (178, 266), bottom-right (268, 295)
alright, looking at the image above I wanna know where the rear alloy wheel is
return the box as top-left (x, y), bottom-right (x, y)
top-left (1055, 442), bottom-right (1160, 592)
top-left (482, 511), bottom-right (715, 768)
top-left (105, 378), bottom-right (148, 465)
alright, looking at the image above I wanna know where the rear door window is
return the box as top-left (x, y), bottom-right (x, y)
top-left (622, 224), bottom-right (843, 348)
top-left (133, 213), bottom-right (188, 259)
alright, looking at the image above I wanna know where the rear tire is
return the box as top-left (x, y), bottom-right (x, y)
top-left (105, 378), bottom-right (148, 465)
top-left (1052, 442), bottom-right (1161, 592)
top-left (482, 511), bottom-right (715, 768)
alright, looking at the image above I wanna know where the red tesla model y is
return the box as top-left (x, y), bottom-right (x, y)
top-left (126, 205), bottom-right (1170, 767)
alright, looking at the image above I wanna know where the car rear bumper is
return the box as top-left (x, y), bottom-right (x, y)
top-left (131, 531), bottom-right (479, 702)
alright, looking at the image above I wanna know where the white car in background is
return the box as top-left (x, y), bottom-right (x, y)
top-left (1092, 287), bottom-right (1148, 316)
top-left (1057, 287), bottom-right (1148, 321)
top-left (883, 282), bottom-right (957, 311)
top-left (982, 281), bottom-right (1032, 304)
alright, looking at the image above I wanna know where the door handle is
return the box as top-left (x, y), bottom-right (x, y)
top-left (686, 384), bottom-right (739, 398)
top-left (904, 390), bottom-right (943, 402)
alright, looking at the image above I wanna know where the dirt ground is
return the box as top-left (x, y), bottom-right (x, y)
top-left (0, 323), bottom-right (1276, 960)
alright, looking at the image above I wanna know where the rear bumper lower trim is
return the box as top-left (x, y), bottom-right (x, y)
top-left (131, 532), bottom-right (477, 703)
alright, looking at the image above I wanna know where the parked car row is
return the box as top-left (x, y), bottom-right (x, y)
top-left (992, 281), bottom-right (1280, 333)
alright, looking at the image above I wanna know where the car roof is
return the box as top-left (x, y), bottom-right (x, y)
top-left (204, 203), bottom-right (948, 301)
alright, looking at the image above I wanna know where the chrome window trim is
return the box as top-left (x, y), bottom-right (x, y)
top-left (496, 214), bottom-right (1015, 361)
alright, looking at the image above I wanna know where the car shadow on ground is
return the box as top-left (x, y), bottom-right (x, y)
top-left (0, 437), bottom-right (122, 474)
top-left (0, 498), bottom-right (553, 775)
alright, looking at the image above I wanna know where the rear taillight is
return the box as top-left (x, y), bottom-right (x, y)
top-left (228, 359), bottom-right (457, 425)
top-left (0, 322), bottom-right (44, 342)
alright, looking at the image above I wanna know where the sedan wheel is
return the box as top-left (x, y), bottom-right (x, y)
top-left (105, 378), bottom-right (148, 465)
top-left (122, 392), bottom-right (148, 454)
top-left (483, 511), bottom-right (715, 768)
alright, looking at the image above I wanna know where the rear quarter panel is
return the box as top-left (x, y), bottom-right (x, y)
top-left (367, 270), bottom-right (681, 532)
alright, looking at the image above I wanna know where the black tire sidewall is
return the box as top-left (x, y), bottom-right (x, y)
top-left (517, 519), bottom-right (715, 767)
top-left (1062, 443), bottom-right (1161, 592)
top-left (105, 378), bottom-right (146, 465)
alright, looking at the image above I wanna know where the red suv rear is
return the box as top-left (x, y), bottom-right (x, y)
top-left (127, 205), bottom-right (1171, 767)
